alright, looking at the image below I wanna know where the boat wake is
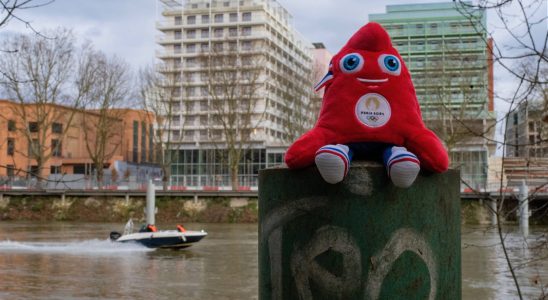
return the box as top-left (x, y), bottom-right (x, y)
top-left (0, 239), bottom-right (153, 255)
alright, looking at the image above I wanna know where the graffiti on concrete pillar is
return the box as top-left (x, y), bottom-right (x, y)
top-left (291, 225), bottom-right (361, 300)
top-left (365, 228), bottom-right (437, 300)
top-left (262, 197), bottom-right (330, 300)
top-left (262, 198), bottom-right (437, 300)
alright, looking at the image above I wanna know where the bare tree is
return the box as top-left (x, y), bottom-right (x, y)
top-left (197, 40), bottom-right (266, 190)
top-left (453, 1), bottom-right (548, 299)
top-left (280, 62), bottom-right (321, 143)
top-left (0, 28), bottom-right (85, 183)
top-left (421, 47), bottom-right (496, 155)
top-left (79, 46), bottom-right (132, 188)
top-left (138, 63), bottom-right (187, 191)
top-left (0, 0), bottom-right (53, 32)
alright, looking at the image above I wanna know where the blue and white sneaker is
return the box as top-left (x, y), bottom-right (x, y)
top-left (315, 144), bottom-right (352, 184)
top-left (383, 146), bottom-right (420, 188)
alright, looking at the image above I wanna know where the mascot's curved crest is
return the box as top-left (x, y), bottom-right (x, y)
top-left (285, 22), bottom-right (449, 188)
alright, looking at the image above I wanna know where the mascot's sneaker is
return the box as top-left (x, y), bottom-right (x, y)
top-left (383, 146), bottom-right (420, 188)
top-left (315, 144), bottom-right (352, 184)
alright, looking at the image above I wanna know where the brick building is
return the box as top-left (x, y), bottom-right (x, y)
top-left (0, 99), bottom-right (156, 179)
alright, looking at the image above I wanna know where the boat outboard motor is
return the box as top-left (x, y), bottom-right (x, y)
top-left (110, 231), bottom-right (122, 241)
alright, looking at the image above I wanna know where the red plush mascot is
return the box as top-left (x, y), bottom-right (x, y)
top-left (285, 22), bottom-right (449, 188)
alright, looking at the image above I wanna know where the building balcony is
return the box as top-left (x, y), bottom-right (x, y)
top-left (156, 21), bottom-right (182, 30)
top-left (156, 63), bottom-right (183, 73)
top-left (156, 34), bottom-right (182, 45)
top-left (156, 49), bottom-right (182, 58)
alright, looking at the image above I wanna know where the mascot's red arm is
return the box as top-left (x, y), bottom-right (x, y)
top-left (285, 126), bottom-right (330, 169)
top-left (405, 128), bottom-right (449, 173)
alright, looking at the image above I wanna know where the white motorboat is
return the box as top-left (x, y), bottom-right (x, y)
top-left (110, 219), bottom-right (207, 249)
top-left (109, 180), bottom-right (207, 249)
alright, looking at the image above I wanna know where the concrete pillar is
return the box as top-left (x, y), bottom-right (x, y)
top-left (489, 199), bottom-right (498, 225)
top-left (518, 180), bottom-right (529, 237)
top-left (259, 162), bottom-right (461, 300)
top-left (146, 179), bottom-right (155, 225)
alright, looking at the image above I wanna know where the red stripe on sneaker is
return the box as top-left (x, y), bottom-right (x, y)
top-left (388, 157), bottom-right (420, 177)
top-left (316, 149), bottom-right (349, 176)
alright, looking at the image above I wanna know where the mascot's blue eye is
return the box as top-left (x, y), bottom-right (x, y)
top-left (344, 55), bottom-right (360, 70)
top-left (384, 56), bottom-right (399, 71)
top-left (340, 53), bottom-right (364, 73)
top-left (378, 54), bottom-right (401, 75)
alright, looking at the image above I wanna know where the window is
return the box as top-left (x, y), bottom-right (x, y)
top-left (52, 122), bottom-right (62, 134)
top-left (172, 130), bottom-right (180, 140)
top-left (187, 15), bottom-right (196, 25)
top-left (174, 44), bottom-right (182, 53)
top-left (29, 139), bottom-right (38, 157)
top-left (186, 57), bottom-right (197, 67)
top-left (186, 44), bottom-right (196, 53)
top-left (50, 165), bottom-right (61, 175)
top-left (188, 87), bottom-right (197, 96)
top-left (229, 27), bottom-right (237, 37)
top-left (229, 42), bottom-right (237, 51)
top-left (513, 113), bottom-right (518, 125)
top-left (7, 138), bottom-right (14, 156)
top-left (174, 16), bottom-right (182, 25)
top-left (229, 13), bottom-right (238, 22)
top-left (141, 122), bottom-right (146, 162)
top-left (201, 29), bottom-right (209, 38)
top-left (214, 28), bottom-right (224, 37)
top-left (241, 27), bottom-right (251, 36)
top-left (29, 166), bottom-right (39, 178)
top-left (149, 124), bottom-right (154, 162)
top-left (224, 1), bottom-right (230, 7)
top-left (73, 164), bottom-right (86, 174)
top-left (242, 41), bottom-right (252, 51)
top-left (187, 29), bottom-right (196, 38)
top-left (214, 14), bottom-right (224, 23)
top-left (201, 15), bottom-right (209, 24)
top-left (7, 165), bottom-right (14, 177)
top-left (174, 30), bottom-right (182, 40)
top-left (133, 121), bottom-right (138, 162)
top-left (213, 42), bottom-right (223, 51)
top-left (200, 43), bottom-right (209, 52)
top-left (28, 122), bottom-right (38, 132)
top-left (242, 12), bottom-right (251, 22)
top-left (52, 139), bottom-right (62, 157)
top-left (7, 120), bottom-right (15, 132)
top-left (174, 58), bottom-right (182, 67)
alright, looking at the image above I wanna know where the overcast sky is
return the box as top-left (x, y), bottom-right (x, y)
top-left (1, 0), bottom-right (546, 107)
top-left (1, 0), bottom-right (469, 67)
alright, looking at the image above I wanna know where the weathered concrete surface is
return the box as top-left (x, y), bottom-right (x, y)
top-left (259, 162), bottom-right (461, 300)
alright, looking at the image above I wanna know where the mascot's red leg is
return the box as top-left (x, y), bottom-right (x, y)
top-left (285, 128), bottom-right (330, 169)
top-left (405, 129), bottom-right (449, 173)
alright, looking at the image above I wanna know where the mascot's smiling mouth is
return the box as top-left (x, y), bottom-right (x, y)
top-left (357, 78), bottom-right (388, 83)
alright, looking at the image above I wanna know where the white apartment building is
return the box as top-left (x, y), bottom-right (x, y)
top-left (156, 0), bottom-right (316, 188)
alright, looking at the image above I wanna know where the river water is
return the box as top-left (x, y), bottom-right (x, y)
top-left (0, 222), bottom-right (545, 299)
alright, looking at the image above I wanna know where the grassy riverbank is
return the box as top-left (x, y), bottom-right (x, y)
top-left (1, 195), bottom-right (546, 224)
top-left (0, 195), bottom-right (258, 223)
